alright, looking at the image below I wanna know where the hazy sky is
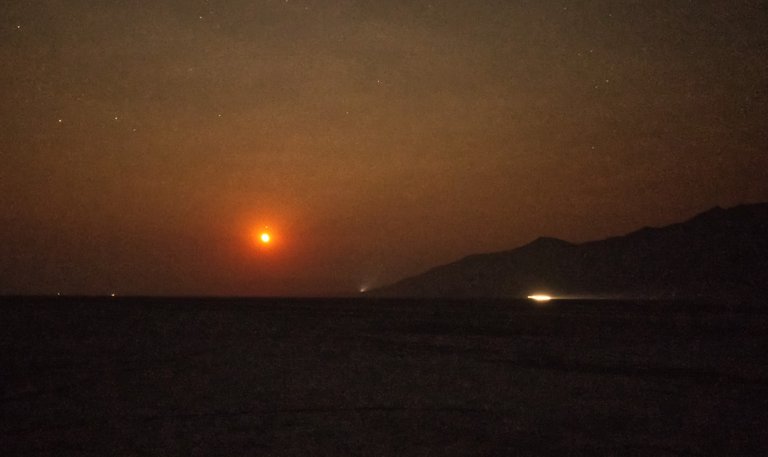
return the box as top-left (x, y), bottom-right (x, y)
top-left (2, 0), bottom-right (767, 296)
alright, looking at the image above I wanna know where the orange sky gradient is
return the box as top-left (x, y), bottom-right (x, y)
top-left (1, 1), bottom-right (767, 296)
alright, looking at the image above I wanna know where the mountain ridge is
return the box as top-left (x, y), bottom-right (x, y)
top-left (368, 203), bottom-right (768, 300)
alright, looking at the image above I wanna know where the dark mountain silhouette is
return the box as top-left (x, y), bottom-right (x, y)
top-left (369, 203), bottom-right (768, 300)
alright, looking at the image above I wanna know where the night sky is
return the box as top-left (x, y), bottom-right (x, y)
top-left (2, 1), bottom-right (767, 296)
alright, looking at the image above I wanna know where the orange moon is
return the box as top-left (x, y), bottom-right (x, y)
top-left (251, 226), bottom-right (274, 248)
top-left (248, 222), bottom-right (280, 252)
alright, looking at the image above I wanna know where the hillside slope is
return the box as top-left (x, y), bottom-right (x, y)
top-left (369, 203), bottom-right (768, 300)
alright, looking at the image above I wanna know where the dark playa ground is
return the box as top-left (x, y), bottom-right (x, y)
top-left (2, 297), bottom-right (768, 456)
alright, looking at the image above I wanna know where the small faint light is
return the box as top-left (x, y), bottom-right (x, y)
top-left (111, 293), bottom-right (116, 297)
top-left (58, 119), bottom-right (63, 123)
top-left (359, 286), bottom-right (367, 293)
top-left (528, 294), bottom-right (552, 302)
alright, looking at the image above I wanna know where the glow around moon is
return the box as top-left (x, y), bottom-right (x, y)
top-left (250, 225), bottom-right (276, 250)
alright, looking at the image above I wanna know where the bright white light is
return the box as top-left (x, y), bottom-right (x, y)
top-left (527, 294), bottom-right (552, 302)
top-left (359, 286), bottom-right (368, 293)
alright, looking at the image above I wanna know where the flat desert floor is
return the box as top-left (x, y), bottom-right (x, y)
top-left (2, 297), bottom-right (767, 456)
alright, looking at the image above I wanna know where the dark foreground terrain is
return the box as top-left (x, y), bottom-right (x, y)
top-left (2, 297), bottom-right (767, 456)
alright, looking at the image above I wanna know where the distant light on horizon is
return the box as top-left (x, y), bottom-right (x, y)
top-left (528, 294), bottom-right (553, 302)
